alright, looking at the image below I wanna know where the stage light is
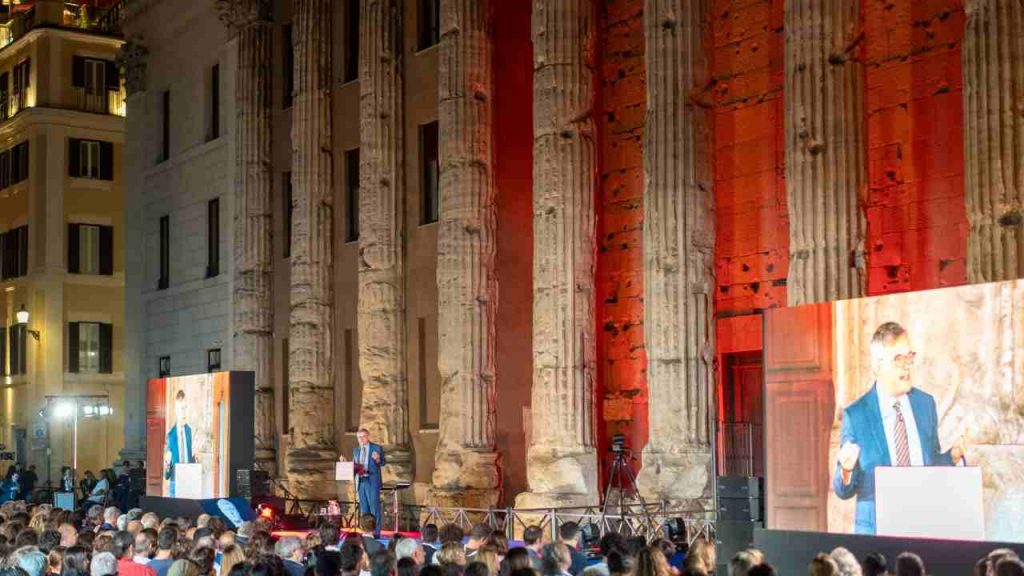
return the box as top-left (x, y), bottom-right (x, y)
top-left (53, 401), bottom-right (75, 419)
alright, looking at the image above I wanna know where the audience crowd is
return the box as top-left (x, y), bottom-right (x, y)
top-left (0, 499), bottom-right (1015, 576)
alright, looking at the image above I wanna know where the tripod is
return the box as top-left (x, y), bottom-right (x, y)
top-left (600, 449), bottom-right (655, 537)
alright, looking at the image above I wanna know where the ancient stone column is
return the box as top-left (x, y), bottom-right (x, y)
top-left (784, 0), bottom-right (866, 305)
top-left (964, 0), bottom-right (1024, 283)
top-left (431, 0), bottom-right (501, 508)
top-left (286, 0), bottom-right (335, 498)
top-left (217, 0), bottom-right (276, 476)
top-left (358, 0), bottom-right (412, 483)
top-left (515, 0), bottom-right (598, 509)
top-left (635, 0), bottom-right (714, 511)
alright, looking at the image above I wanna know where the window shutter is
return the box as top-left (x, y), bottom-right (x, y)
top-left (99, 323), bottom-right (112, 374)
top-left (23, 59), bottom-right (29, 88)
top-left (99, 226), bottom-right (113, 275)
top-left (0, 327), bottom-right (6, 376)
top-left (68, 223), bottom-right (80, 273)
top-left (106, 60), bottom-right (119, 91)
top-left (68, 322), bottom-right (80, 373)
top-left (100, 141), bottom-right (113, 180)
top-left (72, 56), bottom-right (85, 88)
top-left (0, 151), bottom-right (9, 188)
top-left (9, 326), bottom-right (19, 375)
top-left (68, 139), bottom-right (80, 177)
top-left (16, 226), bottom-right (27, 276)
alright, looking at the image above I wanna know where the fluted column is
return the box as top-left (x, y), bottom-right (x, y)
top-left (286, 0), bottom-right (335, 498)
top-left (964, 0), bottom-right (1024, 283)
top-left (515, 0), bottom-right (598, 509)
top-left (431, 0), bottom-right (501, 508)
top-left (358, 0), bottom-right (412, 483)
top-left (218, 0), bottom-right (276, 476)
top-left (784, 0), bottom-right (866, 305)
top-left (635, 0), bottom-right (713, 511)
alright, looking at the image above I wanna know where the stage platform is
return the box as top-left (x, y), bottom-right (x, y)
top-left (755, 528), bottom-right (1024, 576)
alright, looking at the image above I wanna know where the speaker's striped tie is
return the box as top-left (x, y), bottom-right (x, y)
top-left (893, 401), bottom-right (911, 466)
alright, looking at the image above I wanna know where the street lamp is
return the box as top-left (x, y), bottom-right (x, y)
top-left (43, 395), bottom-right (113, 487)
top-left (15, 304), bottom-right (40, 340)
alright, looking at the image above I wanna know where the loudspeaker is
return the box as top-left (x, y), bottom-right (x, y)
top-left (717, 497), bottom-right (762, 521)
top-left (235, 469), bottom-right (270, 498)
top-left (715, 520), bottom-right (762, 561)
top-left (717, 476), bottom-right (761, 498)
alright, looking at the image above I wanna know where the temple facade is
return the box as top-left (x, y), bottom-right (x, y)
top-left (120, 0), bottom-right (1020, 509)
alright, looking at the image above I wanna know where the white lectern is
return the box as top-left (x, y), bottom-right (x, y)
top-left (174, 463), bottom-right (203, 499)
top-left (336, 461), bottom-right (354, 482)
top-left (875, 466), bottom-right (983, 540)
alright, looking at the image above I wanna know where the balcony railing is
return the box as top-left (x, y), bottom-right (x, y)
top-left (73, 86), bottom-right (125, 117)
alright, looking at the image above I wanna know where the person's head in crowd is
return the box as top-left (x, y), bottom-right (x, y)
top-left (997, 558), bottom-right (1024, 576)
top-left (395, 537), bottom-right (425, 565)
top-left (141, 513), bottom-right (160, 531)
top-left (111, 530), bottom-right (135, 560)
top-left (92, 533), bottom-right (113, 555)
top-left (90, 551), bottom-right (118, 576)
top-left (388, 536), bottom-right (403, 553)
top-left (502, 549), bottom-right (533, 576)
top-left (360, 515), bottom-right (377, 536)
top-left (340, 542), bottom-right (366, 576)
top-left (486, 533), bottom-right (509, 560)
top-left (476, 547), bottom-right (500, 575)
top-left (252, 558), bottom-right (287, 576)
top-left (126, 520), bottom-right (143, 535)
top-left (155, 526), bottom-right (178, 558)
top-left (439, 525), bottom-right (465, 546)
top-left (608, 550), bottom-right (636, 576)
top-left (894, 552), bottom-right (924, 576)
top-left (46, 546), bottom-right (64, 576)
top-left (522, 527), bottom-right (545, 552)
top-left (126, 509), bottom-right (144, 523)
top-left (422, 524), bottom-right (439, 546)
top-left (168, 559), bottom-right (202, 576)
top-left (420, 566), bottom-right (445, 576)
top-left (689, 539), bottom-right (715, 574)
top-left (191, 527), bottom-right (215, 550)
top-left (219, 530), bottom-right (236, 550)
top-left (13, 547), bottom-right (48, 576)
top-left (15, 529), bottom-right (38, 548)
top-left (38, 530), bottom-right (61, 555)
top-left (468, 525), bottom-right (492, 552)
top-left (730, 550), bottom-right (758, 576)
top-left (236, 522), bottom-right (255, 544)
top-left (809, 553), bottom-right (839, 576)
top-left (102, 508), bottom-right (119, 529)
top-left (830, 548), bottom-right (862, 576)
top-left (134, 529), bottom-right (156, 560)
top-left (861, 553), bottom-right (886, 576)
top-left (747, 564), bottom-right (776, 576)
top-left (196, 515), bottom-right (211, 530)
top-left (510, 569), bottom-right (539, 576)
top-left (437, 542), bottom-right (467, 568)
top-left (75, 531), bottom-right (95, 550)
top-left (557, 523), bottom-right (579, 548)
top-left (63, 545), bottom-right (91, 576)
top-left (540, 542), bottom-right (571, 576)
top-left (190, 546), bottom-right (216, 576)
top-left (466, 562), bottom-right (491, 576)
top-left (370, 551), bottom-right (397, 576)
top-left (57, 523), bottom-right (78, 549)
top-left (651, 540), bottom-right (676, 564)
top-left (275, 537), bottom-right (305, 564)
top-left (636, 547), bottom-right (671, 576)
top-left (398, 557), bottom-right (419, 576)
top-left (249, 531), bottom-right (276, 560)
top-left (304, 531), bottom-right (321, 555)
top-left (221, 545), bottom-right (247, 576)
top-left (989, 550), bottom-right (1022, 576)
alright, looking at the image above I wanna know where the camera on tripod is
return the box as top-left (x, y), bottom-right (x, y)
top-left (610, 433), bottom-right (629, 454)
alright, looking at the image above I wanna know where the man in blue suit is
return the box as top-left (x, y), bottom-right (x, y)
top-left (352, 428), bottom-right (385, 533)
top-left (164, 389), bottom-right (195, 497)
top-left (833, 322), bottom-right (965, 534)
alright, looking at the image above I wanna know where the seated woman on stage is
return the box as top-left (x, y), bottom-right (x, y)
top-left (87, 468), bottom-right (114, 505)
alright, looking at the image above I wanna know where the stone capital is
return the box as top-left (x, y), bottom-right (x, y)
top-left (217, 0), bottom-right (271, 35)
top-left (116, 38), bottom-right (148, 96)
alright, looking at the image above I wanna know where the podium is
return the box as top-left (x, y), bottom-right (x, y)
top-left (875, 466), bottom-right (983, 540)
top-left (174, 463), bottom-right (203, 499)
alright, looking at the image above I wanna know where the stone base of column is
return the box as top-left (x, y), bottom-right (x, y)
top-left (118, 446), bottom-right (146, 464)
top-left (381, 446), bottom-right (414, 485)
top-left (255, 448), bottom-right (277, 478)
top-left (514, 446), bottom-right (599, 509)
top-left (636, 449), bottom-right (713, 512)
top-left (284, 446), bottom-right (337, 500)
top-left (431, 449), bottom-right (501, 508)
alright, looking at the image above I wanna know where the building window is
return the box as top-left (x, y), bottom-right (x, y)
top-left (207, 348), bottom-right (221, 372)
top-left (8, 324), bottom-right (26, 375)
top-left (71, 56), bottom-right (117, 114)
top-left (282, 24), bottom-right (294, 109)
top-left (69, 139), bottom-right (113, 180)
top-left (418, 317), bottom-right (439, 429)
top-left (68, 223), bottom-right (113, 275)
top-left (281, 338), bottom-right (289, 433)
top-left (283, 172), bottom-right (292, 258)
top-left (68, 322), bottom-right (111, 374)
top-left (207, 198), bottom-right (219, 278)
top-left (345, 149), bottom-right (359, 242)
top-left (0, 150), bottom-right (8, 189)
top-left (343, 0), bottom-right (360, 82)
top-left (160, 90), bottom-right (170, 162)
top-left (0, 226), bottom-right (28, 280)
top-left (0, 72), bottom-right (9, 120)
top-left (158, 356), bottom-right (170, 377)
top-left (344, 329), bottom-right (359, 432)
top-left (9, 141), bottom-right (28, 185)
top-left (12, 59), bottom-right (29, 113)
top-left (420, 122), bottom-right (439, 224)
top-left (158, 215), bottom-right (169, 290)
top-left (0, 328), bottom-right (5, 376)
top-left (208, 64), bottom-right (220, 141)
top-left (418, 0), bottom-right (440, 50)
